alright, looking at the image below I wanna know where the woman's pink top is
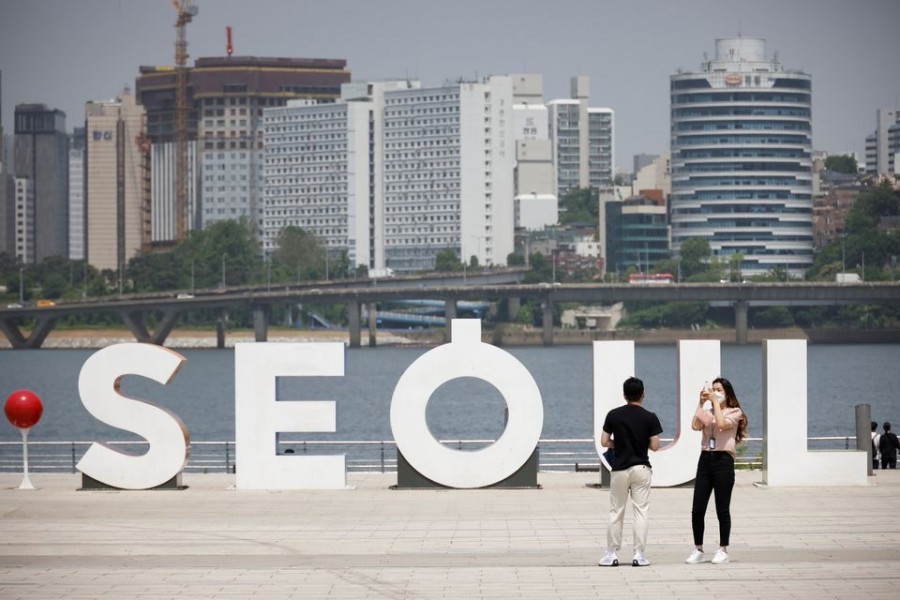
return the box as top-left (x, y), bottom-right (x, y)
top-left (693, 406), bottom-right (743, 458)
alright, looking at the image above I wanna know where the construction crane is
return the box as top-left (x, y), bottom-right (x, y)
top-left (173, 0), bottom-right (198, 242)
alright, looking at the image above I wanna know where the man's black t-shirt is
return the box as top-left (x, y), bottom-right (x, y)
top-left (602, 403), bottom-right (663, 471)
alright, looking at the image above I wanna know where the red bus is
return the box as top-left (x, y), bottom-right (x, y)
top-left (628, 273), bottom-right (675, 285)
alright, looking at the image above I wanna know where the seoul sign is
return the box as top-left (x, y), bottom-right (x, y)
top-left (72, 320), bottom-right (866, 490)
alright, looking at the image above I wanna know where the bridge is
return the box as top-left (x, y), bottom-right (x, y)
top-left (1, 276), bottom-right (898, 349)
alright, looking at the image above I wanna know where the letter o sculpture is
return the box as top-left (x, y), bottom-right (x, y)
top-left (390, 320), bottom-right (543, 488)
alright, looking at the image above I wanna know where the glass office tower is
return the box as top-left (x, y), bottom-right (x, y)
top-left (670, 38), bottom-right (813, 278)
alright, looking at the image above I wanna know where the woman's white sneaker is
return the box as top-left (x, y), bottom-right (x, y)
top-left (685, 549), bottom-right (705, 564)
top-left (711, 549), bottom-right (730, 564)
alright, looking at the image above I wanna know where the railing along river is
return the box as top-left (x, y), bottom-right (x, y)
top-left (0, 436), bottom-right (860, 475)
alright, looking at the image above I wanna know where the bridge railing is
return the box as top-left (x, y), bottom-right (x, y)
top-left (0, 436), bottom-right (859, 475)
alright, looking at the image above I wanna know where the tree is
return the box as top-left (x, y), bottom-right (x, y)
top-left (824, 154), bottom-right (858, 174)
top-left (272, 226), bottom-right (324, 282)
top-left (507, 252), bottom-right (526, 266)
top-left (558, 188), bottom-right (598, 225)
top-left (678, 238), bottom-right (711, 279)
top-left (434, 248), bottom-right (461, 272)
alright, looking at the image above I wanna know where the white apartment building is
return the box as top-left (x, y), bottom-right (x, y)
top-left (383, 77), bottom-right (517, 271)
top-left (263, 76), bottom-right (542, 273)
top-left (670, 37), bottom-right (814, 278)
top-left (512, 76), bottom-right (557, 231)
top-left (262, 81), bottom-right (416, 270)
top-left (548, 76), bottom-right (615, 198)
top-left (84, 92), bottom-right (146, 271)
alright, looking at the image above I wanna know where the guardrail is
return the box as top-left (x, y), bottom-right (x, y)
top-left (0, 436), bottom-right (860, 474)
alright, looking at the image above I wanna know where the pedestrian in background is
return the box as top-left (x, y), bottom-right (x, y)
top-left (871, 421), bottom-right (881, 470)
top-left (879, 422), bottom-right (900, 469)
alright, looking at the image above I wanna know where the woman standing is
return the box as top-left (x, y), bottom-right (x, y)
top-left (685, 377), bottom-right (748, 565)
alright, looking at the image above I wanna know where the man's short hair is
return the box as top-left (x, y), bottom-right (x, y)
top-left (623, 377), bottom-right (644, 402)
top-left (872, 421), bottom-right (878, 431)
top-left (884, 422), bottom-right (892, 432)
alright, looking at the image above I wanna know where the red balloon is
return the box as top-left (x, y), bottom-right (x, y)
top-left (4, 389), bottom-right (43, 429)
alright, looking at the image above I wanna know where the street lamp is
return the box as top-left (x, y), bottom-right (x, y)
top-left (221, 253), bottom-right (227, 288)
top-left (19, 266), bottom-right (24, 304)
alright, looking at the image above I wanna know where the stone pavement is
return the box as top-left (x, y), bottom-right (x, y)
top-left (1, 469), bottom-right (898, 599)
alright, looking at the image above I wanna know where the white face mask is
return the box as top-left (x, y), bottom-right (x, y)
top-left (714, 391), bottom-right (725, 404)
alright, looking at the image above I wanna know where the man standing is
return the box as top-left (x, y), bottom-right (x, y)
top-left (599, 377), bottom-right (663, 567)
top-left (879, 422), bottom-right (900, 469)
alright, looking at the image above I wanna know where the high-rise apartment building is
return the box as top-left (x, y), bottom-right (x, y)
top-left (262, 75), bottom-right (543, 273)
top-left (68, 127), bottom-right (85, 261)
top-left (382, 76), bottom-right (523, 271)
top-left (136, 56), bottom-right (350, 240)
top-left (512, 75), bottom-right (556, 231)
top-left (864, 108), bottom-right (900, 177)
top-left (13, 104), bottom-right (69, 262)
top-left (263, 81), bottom-right (413, 270)
top-left (84, 92), bottom-right (146, 271)
top-left (548, 76), bottom-right (615, 198)
top-left (670, 38), bottom-right (814, 278)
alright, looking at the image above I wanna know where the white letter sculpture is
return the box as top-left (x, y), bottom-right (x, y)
top-left (593, 340), bottom-right (718, 487)
top-left (235, 342), bottom-right (346, 490)
top-left (391, 319), bottom-right (543, 488)
top-left (77, 343), bottom-right (189, 490)
top-left (762, 339), bottom-right (867, 486)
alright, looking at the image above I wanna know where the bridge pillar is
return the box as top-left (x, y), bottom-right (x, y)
top-left (542, 299), bottom-right (554, 346)
top-left (734, 300), bottom-right (749, 345)
top-left (216, 311), bottom-right (227, 349)
top-left (348, 300), bottom-right (361, 348)
top-left (253, 305), bottom-right (269, 342)
top-left (444, 299), bottom-right (458, 342)
top-left (367, 303), bottom-right (377, 347)
top-left (507, 297), bottom-right (521, 320)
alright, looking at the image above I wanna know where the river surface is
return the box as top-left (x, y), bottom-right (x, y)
top-left (1, 343), bottom-right (899, 444)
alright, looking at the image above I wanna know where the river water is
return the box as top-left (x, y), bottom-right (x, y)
top-left (2, 343), bottom-right (899, 445)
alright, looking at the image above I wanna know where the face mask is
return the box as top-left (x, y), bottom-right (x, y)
top-left (714, 391), bottom-right (725, 404)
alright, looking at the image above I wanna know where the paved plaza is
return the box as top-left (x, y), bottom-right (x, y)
top-left (1, 469), bottom-right (898, 599)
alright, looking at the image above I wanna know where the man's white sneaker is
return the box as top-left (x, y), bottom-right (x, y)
top-left (685, 549), bottom-right (705, 564)
top-left (598, 549), bottom-right (619, 567)
top-left (711, 549), bottom-right (730, 564)
top-left (632, 549), bottom-right (650, 567)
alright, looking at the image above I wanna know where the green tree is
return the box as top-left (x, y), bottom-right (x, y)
top-left (507, 252), bottom-right (526, 266)
top-left (678, 238), bottom-right (711, 279)
top-left (272, 226), bottom-right (324, 282)
top-left (558, 188), bottom-right (598, 225)
top-left (824, 154), bottom-right (858, 174)
top-left (434, 248), bottom-right (461, 272)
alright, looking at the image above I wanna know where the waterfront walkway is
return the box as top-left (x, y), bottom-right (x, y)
top-left (1, 470), bottom-right (898, 599)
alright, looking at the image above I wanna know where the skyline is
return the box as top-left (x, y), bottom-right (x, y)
top-left (1, 0), bottom-right (899, 172)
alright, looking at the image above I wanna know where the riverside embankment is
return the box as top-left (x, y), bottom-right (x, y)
top-left (2, 325), bottom-right (898, 349)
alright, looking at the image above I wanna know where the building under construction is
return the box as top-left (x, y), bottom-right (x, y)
top-left (135, 56), bottom-right (351, 244)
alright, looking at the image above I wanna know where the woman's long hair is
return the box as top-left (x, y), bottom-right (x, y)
top-left (713, 377), bottom-right (749, 443)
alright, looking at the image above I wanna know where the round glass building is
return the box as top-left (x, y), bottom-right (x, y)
top-left (670, 38), bottom-right (813, 278)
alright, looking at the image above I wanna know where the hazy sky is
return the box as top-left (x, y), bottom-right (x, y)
top-left (1, 0), bottom-right (898, 171)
